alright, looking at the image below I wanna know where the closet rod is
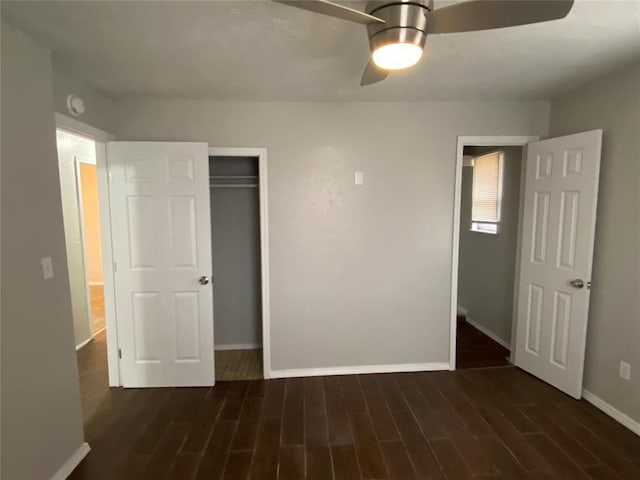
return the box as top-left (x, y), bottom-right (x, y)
top-left (210, 184), bottom-right (258, 188)
top-left (209, 175), bottom-right (257, 179)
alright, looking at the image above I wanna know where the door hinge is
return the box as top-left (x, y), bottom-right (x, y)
top-left (118, 348), bottom-right (122, 359)
top-left (108, 169), bottom-right (113, 183)
top-left (113, 261), bottom-right (117, 273)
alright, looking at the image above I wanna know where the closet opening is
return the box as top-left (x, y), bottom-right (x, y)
top-left (210, 155), bottom-right (264, 381)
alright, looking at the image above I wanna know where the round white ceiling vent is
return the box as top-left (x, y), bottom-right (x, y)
top-left (66, 94), bottom-right (85, 117)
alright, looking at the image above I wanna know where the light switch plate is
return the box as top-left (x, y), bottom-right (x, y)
top-left (41, 257), bottom-right (54, 280)
top-left (619, 361), bottom-right (631, 381)
top-left (355, 171), bottom-right (364, 185)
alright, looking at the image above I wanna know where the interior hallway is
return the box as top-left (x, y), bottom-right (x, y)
top-left (456, 317), bottom-right (511, 369)
top-left (71, 332), bottom-right (640, 479)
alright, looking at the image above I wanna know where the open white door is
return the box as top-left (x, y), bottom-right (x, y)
top-left (108, 142), bottom-right (214, 387)
top-left (514, 130), bottom-right (602, 398)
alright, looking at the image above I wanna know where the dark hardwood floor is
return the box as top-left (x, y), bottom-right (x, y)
top-left (456, 317), bottom-right (511, 369)
top-left (70, 334), bottom-right (640, 479)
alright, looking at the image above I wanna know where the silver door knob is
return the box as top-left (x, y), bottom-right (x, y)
top-left (198, 275), bottom-right (210, 285)
top-left (569, 279), bottom-right (584, 289)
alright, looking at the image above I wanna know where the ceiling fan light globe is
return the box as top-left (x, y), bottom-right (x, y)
top-left (372, 43), bottom-right (423, 70)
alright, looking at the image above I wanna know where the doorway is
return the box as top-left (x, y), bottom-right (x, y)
top-left (105, 143), bottom-right (270, 388)
top-left (209, 155), bottom-right (263, 380)
top-left (455, 145), bottom-right (523, 368)
top-left (56, 129), bottom-right (105, 349)
top-left (56, 126), bottom-right (114, 421)
top-left (451, 132), bottom-right (603, 399)
top-left (450, 135), bottom-right (539, 371)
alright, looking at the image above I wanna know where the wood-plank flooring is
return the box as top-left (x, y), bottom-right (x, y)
top-left (456, 317), bottom-right (511, 369)
top-left (71, 335), bottom-right (640, 479)
top-left (89, 284), bottom-right (105, 334)
top-left (216, 349), bottom-right (263, 381)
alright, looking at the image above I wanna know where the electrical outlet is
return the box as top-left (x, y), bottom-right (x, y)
top-left (619, 361), bottom-right (631, 381)
top-left (41, 257), bottom-right (54, 280)
top-left (354, 171), bottom-right (364, 185)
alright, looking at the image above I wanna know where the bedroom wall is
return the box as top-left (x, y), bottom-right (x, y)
top-left (112, 99), bottom-right (550, 374)
top-left (1, 22), bottom-right (86, 480)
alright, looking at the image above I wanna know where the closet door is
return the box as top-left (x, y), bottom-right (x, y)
top-left (108, 142), bottom-right (214, 387)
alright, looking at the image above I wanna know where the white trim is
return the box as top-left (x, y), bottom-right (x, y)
top-left (76, 154), bottom-right (96, 166)
top-left (56, 115), bottom-right (120, 386)
top-left (208, 147), bottom-right (271, 379)
top-left (55, 113), bottom-right (114, 142)
top-left (509, 147), bottom-right (530, 363)
top-left (271, 363), bottom-right (449, 379)
top-left (50, 442), bottom-right (90, 480)
top-left (215, 343), bottom-right (260, 351)
top-left (75, 338), bottom-right (92, 351)
top-left (96, 141), bottom-right (120, 387)
top-left (464, 316), bottom-right (511, 350)
top-left (92, 327), bottom-right (106, 337)
top-left (582, 389), bottom-right (640, 437)
top-left (450, 136), bottom-right (539, 370)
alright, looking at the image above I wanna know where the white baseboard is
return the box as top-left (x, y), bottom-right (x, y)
top-left (464, 316), bottom-right (511, 350)
top-left (51, 442), bottom-right (90, 480)
top-left (75, 338), bottom-right (93, 351)
top-left (92, 327), bottom-right (106, 337)
top-left (457, 305), bottom-right (468, 316)
top-left (215, 343), bottom-right (260, 351)
top-left (270, 362), bottom-right (450, 379)
top-left (582, 389), bottom-right (640, 437)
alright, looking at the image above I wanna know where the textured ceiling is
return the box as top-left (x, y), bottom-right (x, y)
top-left (3, 0), bottom-right (639, 101)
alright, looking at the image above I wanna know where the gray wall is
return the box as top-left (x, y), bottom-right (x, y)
top-left (1, 23), bottom-right (85, 479)
top-left (210, 157), bottom-right (262, 348)
top-left (458, 146), bottom-right (523, 346)
top-left (550, 63), bottom-right (640, 423)
top-left (112, 99), bottom-right (550, 371)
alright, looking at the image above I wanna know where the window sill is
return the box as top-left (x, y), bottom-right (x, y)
top-left (470, 222), bottom-right (499, 235)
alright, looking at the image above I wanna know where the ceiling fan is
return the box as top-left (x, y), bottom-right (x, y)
top-left (275, 0), bottom-right (574, 85)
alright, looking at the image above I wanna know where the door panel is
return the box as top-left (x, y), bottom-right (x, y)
top-left (108, 142), bottom-right (214, 387)
top-left (515, 130), bottom-right (602, 398)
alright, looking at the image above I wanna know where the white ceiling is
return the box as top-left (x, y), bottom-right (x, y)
top-left (3, 0), bottom-right (639, 101)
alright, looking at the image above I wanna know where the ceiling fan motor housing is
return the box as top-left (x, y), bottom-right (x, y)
top-left (365, 0), bottom-right (433, 53)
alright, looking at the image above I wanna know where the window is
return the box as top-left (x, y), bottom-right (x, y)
top-left (471, 150), bottom-right (503, 234)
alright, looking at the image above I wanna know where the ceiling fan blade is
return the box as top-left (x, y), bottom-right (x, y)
top-left (275, 0), bottom-right (385, 25)
top-left (361, 60), bottom-right (389, 86)
top-left (427, 0), bottom-right (574, 34)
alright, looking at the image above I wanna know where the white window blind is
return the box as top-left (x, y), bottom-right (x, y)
top-left (471, 151), bottom-right (503, 233)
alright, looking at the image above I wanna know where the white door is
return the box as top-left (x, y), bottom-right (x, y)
top-left (108, 142), bottom-right (214, 387)
top-left (514, 130), bottom-right (602, 398)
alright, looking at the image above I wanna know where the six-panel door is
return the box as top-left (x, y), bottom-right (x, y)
top-left (108, 142), bottom-right (214, 387)
top-left (515, 130), bottom-right (602, 398)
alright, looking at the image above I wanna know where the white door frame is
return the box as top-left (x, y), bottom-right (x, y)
top-left (56, 113), bottom-right (120, 386)
top-left (449, 135), bottom-right (539, 370)
top-left (208, 147), bottom-right (272, 379)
